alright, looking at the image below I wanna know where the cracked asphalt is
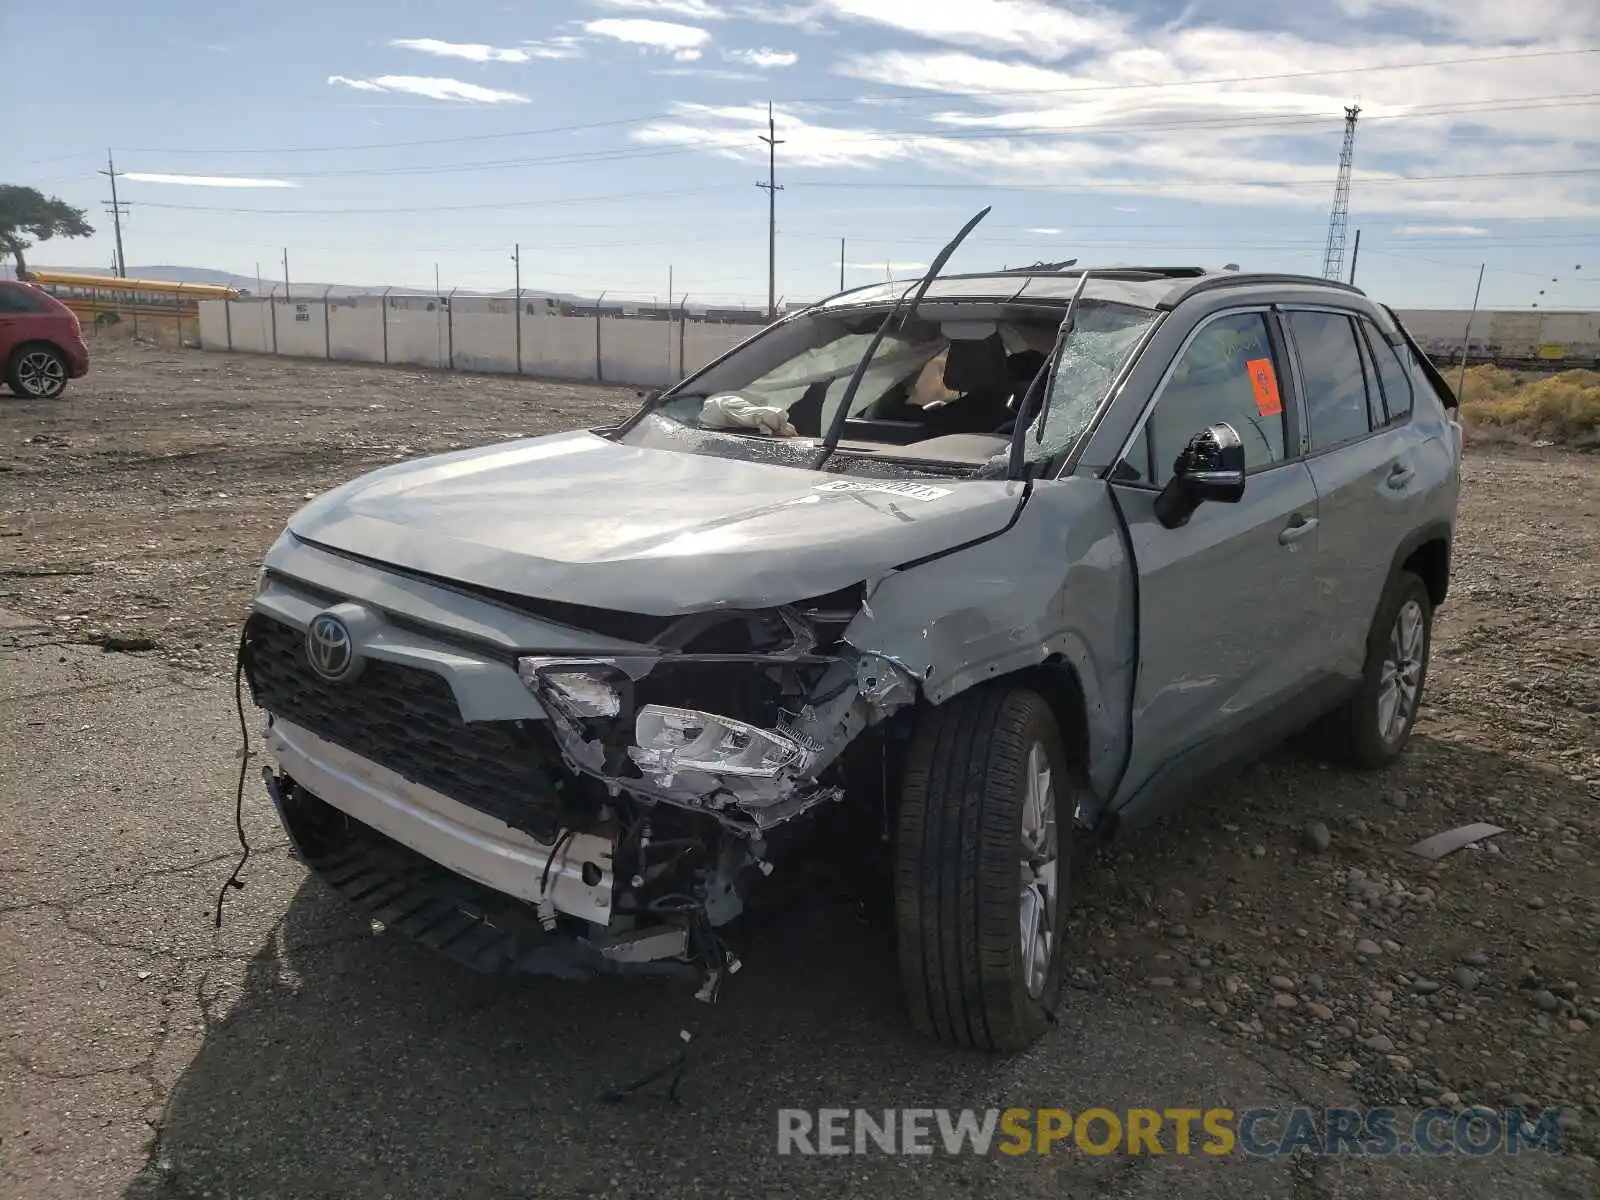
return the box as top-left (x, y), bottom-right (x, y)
top-left (0, 632), bottom-right (1592, 1199)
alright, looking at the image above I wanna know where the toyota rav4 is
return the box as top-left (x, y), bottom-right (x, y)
top-left (239, 227), bottom-right (1462, 1051)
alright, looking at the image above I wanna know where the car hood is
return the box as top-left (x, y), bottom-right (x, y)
top-left (287, 430), bottom-right (1026, 614)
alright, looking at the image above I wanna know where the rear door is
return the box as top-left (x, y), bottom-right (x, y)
top-left (1107, 308), bottom-right (1325, 813)
top-left (1281, 307), bottom-right (1434, 679)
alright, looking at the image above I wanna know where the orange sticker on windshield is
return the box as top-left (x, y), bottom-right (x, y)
top-left (1246, 357), bottom-right (1282, 417)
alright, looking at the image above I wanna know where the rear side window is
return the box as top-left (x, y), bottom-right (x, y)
top-left (0, 286), bottom-right (52, 314)
top-left (1364, 325), bottom-right (1416, 423)
top-left (1285, 311), bottom-right (1373, 452)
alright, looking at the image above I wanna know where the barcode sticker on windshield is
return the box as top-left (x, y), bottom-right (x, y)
top-left (814, 480), bottom-right (952, 502)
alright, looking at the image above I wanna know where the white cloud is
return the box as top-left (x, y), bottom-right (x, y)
top-left (390, 37), bottom-right (532, 63)
top-left (591, 0), bottom-right (727, 17)
top-left (523, 37), bottom-right (586, 59)
top-left (124, 173), bottom-right (298, 188)
top-left (725, 46), bottom-right (798, 68)
top-left (656, 67), bottom-right (762, 80)
top-left (809, 27), bottom-right (1600, 220)
top-left (583, 18), bottom-right (712, 60)
top-left (328, 74), bottom-right (529, 103)
top-left (1026, 227), bottom-right (1063, 235)
top-left (1335, 0), bottom-right (1600, 45)
top-left (1393, 225), bottom-right (1491, 236)
top-left (819, 0), bottom-right (1126, 61)
top-left (328, 75), bottom-right (387, 92)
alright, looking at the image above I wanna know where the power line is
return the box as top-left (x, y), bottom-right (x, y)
top-left (118, 184), bottom-right (730, 216)
top-left (107, 47), bottom-right (1600, 158)
top-left (104, 168), bottom-right (1600, 218)
top-left (109, 93), bottom-right (1600, 184)
top-left (790, 46), bottom-right (1600, 104)
top-left (785, 168), bottom-right (1600, 194)
top-left (118, 114), bottom-right (666, 156)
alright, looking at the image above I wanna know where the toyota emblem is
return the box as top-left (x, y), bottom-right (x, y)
top-left (305, 613), bottom-right (358, 681)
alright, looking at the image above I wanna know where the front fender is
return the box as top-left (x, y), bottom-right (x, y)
top-left (840, 477), bottom-right (1135, 802)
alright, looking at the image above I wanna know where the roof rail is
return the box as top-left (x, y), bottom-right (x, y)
top-left (1159, 272), bottom-right (1366, 308)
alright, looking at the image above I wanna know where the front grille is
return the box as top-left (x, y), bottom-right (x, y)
top-left (243, 614), bottom-right (562, 841)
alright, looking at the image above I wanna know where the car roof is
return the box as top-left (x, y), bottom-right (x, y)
top-left (808, 267), bottom-right (1366, 315)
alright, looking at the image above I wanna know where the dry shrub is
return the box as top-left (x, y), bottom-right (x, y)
top-left (85, 315), bottom-right (199, 350)
top-left (1457, 364), bottom-right (1600, 448)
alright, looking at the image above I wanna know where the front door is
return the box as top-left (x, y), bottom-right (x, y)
top-left (1106, 308), bottom-right (1325, 814)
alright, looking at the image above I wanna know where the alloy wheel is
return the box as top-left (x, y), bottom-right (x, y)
top-left (1377, 598), bottom-right (1425, 743)
top-left (1018, 740), bottom-right (1059, 999)
top-left (17, 351), bottom-right (65, 398)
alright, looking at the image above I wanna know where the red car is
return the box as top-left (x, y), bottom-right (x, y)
top-left (0, 279), bottom-right (90, 398)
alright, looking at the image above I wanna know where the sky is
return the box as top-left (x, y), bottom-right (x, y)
top-left (4, 0), bottom-right (1598, 309)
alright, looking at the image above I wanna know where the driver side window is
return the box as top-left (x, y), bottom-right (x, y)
top-left (1127, 312), bottom-right (1288, 486)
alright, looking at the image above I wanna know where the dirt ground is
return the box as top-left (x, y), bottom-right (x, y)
top-left (1, 344), bottom-right (1597, 1197)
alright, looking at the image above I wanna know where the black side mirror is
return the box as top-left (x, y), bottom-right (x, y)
top-left (1153, 422), bottom-right (1246, 529)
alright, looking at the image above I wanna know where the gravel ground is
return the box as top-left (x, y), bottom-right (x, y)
top-left (1, 345), bottom-right (1596, 1198)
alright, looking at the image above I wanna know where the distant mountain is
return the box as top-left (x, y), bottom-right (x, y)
top-left (0, 262), bottom-right (767, 314)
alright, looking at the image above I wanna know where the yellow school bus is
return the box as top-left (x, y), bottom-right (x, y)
top-left (23, 270), bottom-right (243, 334)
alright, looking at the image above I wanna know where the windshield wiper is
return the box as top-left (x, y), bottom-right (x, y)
top-left (811, 206), bottom-right (991, 470)
top-left (1006, 269), bottom-right (1091, 480)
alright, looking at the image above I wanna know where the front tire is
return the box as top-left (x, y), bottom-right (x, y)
top-left (7, 344), bottom-right (68, 399)
top-left (894, 685), bottom-right (1072, 1052)
top-left (1322, 569), bottom-right (1433, 769)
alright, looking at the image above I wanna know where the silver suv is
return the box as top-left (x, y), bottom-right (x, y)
top-left (241, 247), bottom-right (1462, 1052)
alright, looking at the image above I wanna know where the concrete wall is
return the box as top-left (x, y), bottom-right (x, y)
top-left (196, 299), bottom-right (1600, 387)
top-left (453, 300), bottom-right (517, 374)
top-left (520, 313), bottom-right (597, 380)
top-left (274, 302), bottom-right (327, 358)
top-left (329, 300), bottom-right (383, 363)
top-left (197, 301), bottom-right (230, 350)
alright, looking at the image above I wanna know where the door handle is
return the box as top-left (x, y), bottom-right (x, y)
top-left (1279, 515), bottom-right (1318, 545)
top-left (1387, 462), bottom-right (1415, 489)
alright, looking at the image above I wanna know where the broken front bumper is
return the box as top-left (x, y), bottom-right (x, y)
top-left (268, 718), bottom-right (616, 924)
top-left (263, 734), bottom-right (696, 979)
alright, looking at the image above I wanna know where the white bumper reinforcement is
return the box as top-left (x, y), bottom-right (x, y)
top-left (267, 718), bottom-right (616, 926)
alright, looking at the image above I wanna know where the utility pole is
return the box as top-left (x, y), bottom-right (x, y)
top-left (839, 238), bottom-right (845, 291)
top-left (99, 150), bottom-right (129, 277)
top-left (1321, 104), bottom-right (1360, 282)
top-left (1348, 229), bottom-right (1362, 285)
top-left (512, 243), bottom-right (522, 374)
top-left (756, 101), bottom-right (784, 321)
top-left (1456, 263), bottom-right (1485, 398)
top-left (282, 248), bottom-right (291, 302)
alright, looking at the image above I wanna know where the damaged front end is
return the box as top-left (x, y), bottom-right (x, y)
top-left (240, 573), bottom-right (923, 998)
top-left (519, 585), bottom-right (920, 838)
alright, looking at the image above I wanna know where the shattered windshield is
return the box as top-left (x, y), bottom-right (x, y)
top-left (622, 298), bottom-right (1156, 475)
top-left (1018, 302), bottom-right (1160, 465)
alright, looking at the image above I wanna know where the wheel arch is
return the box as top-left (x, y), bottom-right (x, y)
top-left (1389, 520), bottom-right (1452, 609)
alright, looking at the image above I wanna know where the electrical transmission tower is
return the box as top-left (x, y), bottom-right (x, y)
top-left (1320, 104), bottom-right (1360, 282)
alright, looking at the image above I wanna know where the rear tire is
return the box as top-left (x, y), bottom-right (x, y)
top-left (894, 684), bottom-right (1074, 1052)
top-left (6, 344), bottom-right (68, 399)
top-left (1320, 569), bottom-right (1433, 769)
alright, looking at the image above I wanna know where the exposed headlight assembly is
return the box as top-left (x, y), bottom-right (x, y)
top-left (630, 705), bottom-right (811, 780)
top-left (518, 657), bottom-right (625, 719)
